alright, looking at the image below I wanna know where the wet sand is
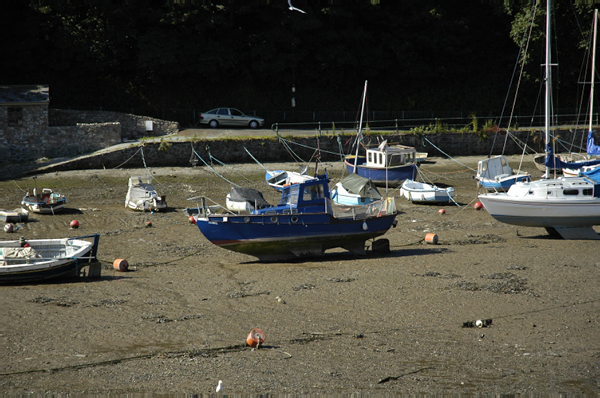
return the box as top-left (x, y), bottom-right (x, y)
top-left (1, 157), bottom-right (599, 395)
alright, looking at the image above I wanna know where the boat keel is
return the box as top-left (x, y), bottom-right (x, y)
top-left (545, 226), bottom-right (600, 240)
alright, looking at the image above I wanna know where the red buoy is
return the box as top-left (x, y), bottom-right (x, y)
top-left (70, 220), bottom-right (79, 229)
top-left (113, 258), bottom-right (129, 272)
top-left (474, 201), bottom-right (484, 210)
top-left (438, 209), bottom-right (446, 214)
top-left (246, 328), bottom-right (266, 348)
top-left (425, 233), bottom-right (439, 245)
top-left (189, 216), bottom-right (196, 224)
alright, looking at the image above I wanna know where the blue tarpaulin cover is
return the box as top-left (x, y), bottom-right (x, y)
top-left (545, 144), bottom-right (600, 170)
top-left (587, 131), bottom-right (600, 156)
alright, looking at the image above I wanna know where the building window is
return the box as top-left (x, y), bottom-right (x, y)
top-left (8, 107), bottom-right (23, 126)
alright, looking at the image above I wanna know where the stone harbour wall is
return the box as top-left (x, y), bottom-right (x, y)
top-left (49, 109), bottom-right (180, 140)
top-left (0, 107), bottom-right (179, 165)
top-left (45, 123), bottom-right (122, 159)
top-left (41, 129), bottom-right (557, 173)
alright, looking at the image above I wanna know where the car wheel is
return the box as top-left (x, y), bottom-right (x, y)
top-left (209, 120), bottom-right (219, 128)
top-left (249, 120), bottom-right (259, 129)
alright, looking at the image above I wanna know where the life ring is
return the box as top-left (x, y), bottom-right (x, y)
top-left (41, 194), bottom-right (50, 204)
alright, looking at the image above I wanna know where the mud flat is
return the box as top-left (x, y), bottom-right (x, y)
top-left (1, 157), bottom-right (598, 395)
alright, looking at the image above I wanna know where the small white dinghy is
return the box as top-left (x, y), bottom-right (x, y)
top-left (400, 179), bottom-right (455, 204)
top-left (22, 188), bottom-right (67, 214)
top-left (0, 234), bottom-right (100, 284)
top-left (125, 176), bottom-right (167, 212)
top-left (265, 167), bottom-right (317, 191)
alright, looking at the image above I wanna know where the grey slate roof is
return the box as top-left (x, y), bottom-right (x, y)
top-left (0, 85), bottom-right (49, 104)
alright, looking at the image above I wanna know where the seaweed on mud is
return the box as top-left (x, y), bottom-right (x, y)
top-left (327, 277), bottom-right (357, 283)
top-left (227, 291), bottom-right (270, 298)
top-left (92, 299), bottom-right (128, 307)
top-left (29, 297), bottom-right (80, 307)
top-left (142, 313), bottom-right (173, 323)
top-left (448, 272), bottom-right (534, 295)
top-left (447, 281), bottom-right (479, 291)
top-left (452, 234), bottom-right (506, 245)
top-left (415, 272), bottom-right (461, 279)
top-left (480, 273), bottom-right (531, 294)
top-left (293, 283), bottom-right (316, 291)
top-left (141, 313), bottom-right (202, 323)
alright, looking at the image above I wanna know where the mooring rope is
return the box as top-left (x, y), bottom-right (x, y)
top-left (244, 147), bottom-right (269, 171)
top-left (420, 136), bottom-right (476, 172)
top-left (113, 146), bottom-right (142, 169)
top-left (208, 152), bottom-right (254, 184)
top-left (277, 135), bottom-right (345, 157)
top-left (191, 146), bottom-right (240, 187)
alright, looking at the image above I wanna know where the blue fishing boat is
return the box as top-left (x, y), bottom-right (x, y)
top-left (344, 145), bottom-right (416, 187)
top-left (193, 176), bottom-right (397, 261)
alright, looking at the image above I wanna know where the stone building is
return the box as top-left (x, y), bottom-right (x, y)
top-left (0, 85), bottom-right (50, 164)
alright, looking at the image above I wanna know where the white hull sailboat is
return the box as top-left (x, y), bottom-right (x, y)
top-left (478, 1), bottom-right (600, 240)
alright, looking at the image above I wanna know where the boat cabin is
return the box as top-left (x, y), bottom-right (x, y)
top-left (366, 145), bottom-right (416, 169)
top-left (477, 155), bottom-right (513, 180)
top-left (255, 175), bottom-right (330, 214)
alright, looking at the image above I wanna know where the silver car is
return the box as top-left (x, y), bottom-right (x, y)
top-left (199, 107), bottom-right (264, 129)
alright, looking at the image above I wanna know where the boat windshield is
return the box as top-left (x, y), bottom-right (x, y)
top-left (280, 185), bottom-right (300, 206)
top-left (303, 184), bottom-right (325, 201)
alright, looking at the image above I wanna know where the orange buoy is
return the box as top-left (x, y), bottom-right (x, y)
top-left (113, 258), bottom-right (129, 272)
top-left (246, 328), bottom-right (266, 348)
top-left (474, 201), bottom-right (484, 210)
top-left (424, 233), bottom-right (439, 245)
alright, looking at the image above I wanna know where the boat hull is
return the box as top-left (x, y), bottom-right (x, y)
top-left (478, 177), bottom-right (600, 232)
top-left (477, 174), bottom-right (531, 192)
top-left (344, 157), bottom-right (415, 186)
top-left (479, 195), bottom-right (600, 227)
top-left (195, 212), bottom-right (397, 261)
top-left (22, 199), bottom-right (66, 214)
top-left (126, 198), bottom-right (167, 212)
top-left (331, 192), bottom-right (378, 206)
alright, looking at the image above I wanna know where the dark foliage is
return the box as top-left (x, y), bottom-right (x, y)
top-left (0, 1), bottom-right (595, 118)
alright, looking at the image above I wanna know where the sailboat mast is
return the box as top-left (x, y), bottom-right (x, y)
top-left (353, 80), bottom-right (368, 174)
top-left (544, 0), bottom-right (552, 178)
top-left (589, 8), bottom-right (598, 134)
